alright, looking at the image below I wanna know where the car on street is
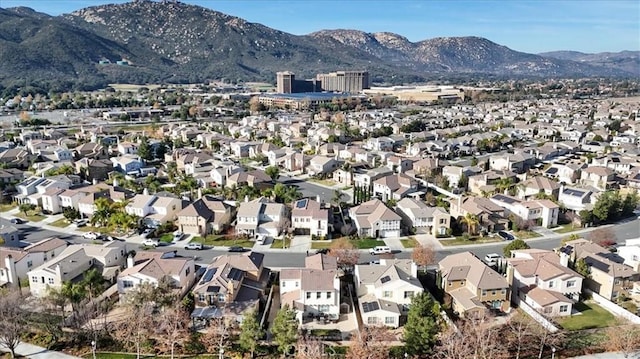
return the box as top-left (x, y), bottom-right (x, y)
top-left (315, 248), bottom-right (329, 255)
top-left (185, 242), bottom-right (203, 250)
top-left (10, 218), bottom-right (24, 224)
top-left (142, 238), bottom-right (160, 247)
top-left (228, 246), bottom-right (246, 253)
top-left (74, 219), bottom-right (87, 227)
top-left (173, 231), bottom-right (184, 242)
top-left (369, 246), bottom-right (392, 255)
top-left (82, 232), bottom-right (100, 240)
top-left (498, 230), bottom-right (515, 241)
top-left (484, 253), bottom-right (503, 266)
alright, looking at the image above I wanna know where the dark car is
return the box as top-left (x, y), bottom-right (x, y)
top-left (315, 248), bottom-right (330, 255)
top-left (498, 231), bottom-right (515, 241)
top-left (228, 246), bottom-right (246, 253)
top-left (10, 218), bottom-right (24, 224)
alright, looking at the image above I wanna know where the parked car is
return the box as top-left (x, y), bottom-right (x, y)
top-left (369, 246), bottom-right (392, 255)
top-left (315, 248), bottom-right (329, 255)
top-left (74, 219), bottom-right (88, 227)
top-left (82, 232), bottom-right (99, 240)
top-left (141, 228), bottom-right (154, 238)
top-left (10, 218), bottom-right (23, 224)
top-left (484, 253), bottom-right (503, 266)
top-left (142, 238), bottom-right (160, 247)
top-left (228, 246), bottom-right (246, 253)
top-left (185, 242), bottom-right (203, 250)
top-left (173, 231), bottom-right (184, 242)
top-left (255, 234), bottom-right (267, 244)
top-left (498, 230), bottom-right (515, 241)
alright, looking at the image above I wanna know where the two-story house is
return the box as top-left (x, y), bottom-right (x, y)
top-left (516, 176), bottom-right (560, 201)
top-left (349, 199), bottom-right (402, 238)
top-left (372, 173), bottom-right (418, 202)
top-left (291, 198), bottom-right (330, 237)
top-left (177, 195), bottom-right (234, 236)
top-left (236, 197), bottom-right (286, 238)
top-left (354, 259), bottom-right (423, 328)
top-left (395, 198), bottom-right (450, 236)
top-left (618, 238), bottom-right (640, 272)
top-left (507, 249), bottom-right (582, 317)
top-left (125, 193), bottom-right (184, 228)
top-left (0, 237), bottom-right (67, 288)
top-left (580, 166), bottom-right (616, 191)
top-left (280, 254), bottom-right (341, 323)
top-left (439, 252), bottom-right (511, 317)
top-left (111, 155), bottom-right (144, 175)
top-left (118, 251), bottom-right (195, 298)
top-left (490, 194), bottom-right (559, 228)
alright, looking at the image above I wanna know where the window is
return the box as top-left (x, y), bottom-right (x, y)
top-left (548, 281), bottom-right (555, 288)
top-left (123, 280), bottom-right (134, 288)
top-left (567, 280), bottom-right (576, 288)
top-left (327, 292), bottom-right (332, 299)
top-left (367, 317), bottom-right (379, 325)
top-left (404, 291), bottom-right (415, 299)
top-left (198, 293), bottom-right (205, 302)
top-left (282, 282), bottom-right (286, 288)
top-left (306, 292), bottom-right (311, 299)
top-left (491, 290), bottom-right (496, 295)
top-left (31, 276), bottom-right (38, 283)
top-left (383, 291), bottom-right (392, 298)
top-left (185, 267), bottom-right (190, 276)
top-left (385, 317), bottom-right (395, 325)
top-left (482, 290), bottom-right (487, 296)
top-left (543, 307), bottom-right (552, 314)
top-left (27, 260), bottom-right (33, 268)
top-left (295, 281), bottom-right (299, 287)
top-left (48, 278), bottom-right (54, 285)
top-left (560, 305), bottom-right (568, 313)
top-left (317, 292), bottom-right (321, 299)
top-left (318, 305), bottom-right (330, 313)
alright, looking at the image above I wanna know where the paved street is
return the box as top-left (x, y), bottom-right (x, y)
top-left (280, 175), bottom-right (352, 204)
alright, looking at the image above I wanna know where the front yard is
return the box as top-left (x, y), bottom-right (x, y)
top-left (400, 237), bottom-right (418, 248)
top-left (439, 235), bottom-right (502, 247)
top-left (159, 233), bottom-right (174, 243)
top-left (0, 203), bottom-right (16, 212)
top-left (557, 301), bottom-right (617, 330)
top-left (554, 223), bottom-right (581, 234)
top-left (49, 218), bottom-right (71, 228)
top-left (512, 230), bottom-right (542, 239)
top-left (354, 238), bottom-right (386, 249)
top-left (311, 241), bottom-right (333, 249)
top-left (191, 235), bottom-right (254, 248)
top-left (16, 212), bottom-right (46, 222)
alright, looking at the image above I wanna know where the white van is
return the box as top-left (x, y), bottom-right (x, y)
top-left (369, 246), bottom-right (392, 255)
top-left (256, 234), bottom-right (267, 244)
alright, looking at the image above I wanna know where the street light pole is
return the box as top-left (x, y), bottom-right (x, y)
top-left (91, 340), bottom-right (96, 359)
top-left (218, 347), bottom-right (224, 359)
top-left (551, 347), bottom-right (556, 359)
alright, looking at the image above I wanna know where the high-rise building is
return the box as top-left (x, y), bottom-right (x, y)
top-left (276, 71), bottom-right (295, 93)
top-left (316, 71), bottom-right (369, 93)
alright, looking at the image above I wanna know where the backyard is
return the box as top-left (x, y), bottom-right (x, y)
top-left (557, 301), bottom-right (617, 330)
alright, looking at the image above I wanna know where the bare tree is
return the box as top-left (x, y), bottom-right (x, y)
top-left (588, 226), bottom-right (617, 248)
top-left (112, 301), bottom-right (155, 359)
top-left (412, 244), bottom-right (436, 269)
top-left (505, 314), bottom-right (534, 359)
top-left (346, 326), bottom-right (393, 359)
top-left (0, 290), bottom-right (27, 358)
top-left (156, 306), bottom-right (190, 359)
top-left (436, 313), bottom-right (509, 359)
top-left (329, 237), bottom-right (360, 268)
top-left (604, 325), bottom-right (640, 358)
top-left (201, 317), bottom-right (232, 356)
top-left (295, 336), bottom-right (324, 359)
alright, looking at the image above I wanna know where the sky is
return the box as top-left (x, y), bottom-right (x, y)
top-left (1, 0), bottom-right (639, 54)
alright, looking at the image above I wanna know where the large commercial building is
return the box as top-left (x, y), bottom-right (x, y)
top-left (257, 93), bottom-right (356, 110)
top-left (276, 71), bottom-right (295, 93)
top-left (316, 71), bottom-right (369, 93)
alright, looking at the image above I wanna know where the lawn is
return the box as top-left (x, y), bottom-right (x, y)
top-left (557, 301), bottom-right (617, 331)
top-left (401, 237), bottom-right (418, 248)
top-left (49, 218), bottom-right (71, 228)
top-left (439, 236), bottom-right (502, 247)
top-left (311, 241), bottom-right (333, 249)
top-left (554, 223), bottom-right (581, 234)
top-left (159, 233), bottom-right (174, 243)
top-left (78, 225), bottom-right (112, 234)
top-left (271, 237), bottom-right (291, 249)
top-left (354, 238), bottom-right (386, 249)
top-left (0, 203), bottom-right (16, 212)
top-left (513, 230), bottom-right (542, 239)
top-left (191, 235), bottom-right (254, 248)
top-left (16, 212), bottom-right (46, 222)
top-left (308, 178), bottom-right (338, 187)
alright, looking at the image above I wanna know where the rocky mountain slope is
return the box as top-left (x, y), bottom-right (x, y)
top-left (539, 50), bottom-right (640, 76)
top-left (0, 0), bottom-right (635, 91)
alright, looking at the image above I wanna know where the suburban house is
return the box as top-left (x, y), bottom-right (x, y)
top-left (438, 252), bottom-right (511, 317)
top-left (117, 251), bottom-right (195, 298)
top-left (580, 166), bottom-right (616, 190)
top-left (177, 195), bottom-right (234, 236)
top-left (192, 252), bottom-right (268, 322)
top-left (236, 197), bottom-right (286, 237)
top-left (354, 259), bottom-right (423, 328)
top-left (0, 238), bottom-right (67, 288)
top-left (27, 245), bottom-right (95, 297)
top-left (516, 176), bottom-right (560, 200)
top-left (395, 198), bottom-right (450, 236)
top-left (557, 186), bottom-right (594, 212)
top-left (280, 254), bottom-right (341, 323)
top-left (506, 249), bottom-right (583, 317)
top-left (307, 156), bottom-right (340, 177)
top-left (291, 198), bottom-right (331, 237)
top-left (561, 239), bottom-right (639, 301)
top-left (618, 238), bottom-right (640, 272)
top-left (467, 170), bottom-right (517, 196)
top-left (111, 155), bottom-right (144, 174)
top-left (372, 173), bottom-right (418, 202)
top-left (124, 193), bottom-right (184, 228)
top-left (75, 158), bottom-right (113, 181)
top-left (489, 152), bottom-right (535, 173)
top-left (14, 175), bottom-right (73, 207)
top-left (449, 196), bottom-right (509, 233)
top-left (490, 194), bottom-right (560, 228)
top-left (0, 225), bottom-right (21, 247)
top-left (227, 170), bottom-right (272, 190)
top-left (349, 199), bottom-right (402, 238)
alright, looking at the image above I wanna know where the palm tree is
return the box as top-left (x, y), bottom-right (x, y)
top-left (332, 190), bottom-right (346, 225)
top-left (91, 198), bottom-right (113, 227)
top-left (82, 268), bottom-right (104, 301)
top-left (61, 281), bottom-right (86, 314)
top-left (495, 177), bottom-right (513, 195)
top-left (460, 213), bottom-right (479, 236)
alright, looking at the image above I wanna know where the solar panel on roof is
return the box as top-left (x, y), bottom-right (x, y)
top-left (207, 285), bottom-right (220, 293)
top-left (362, 301), bottom-right (380, 313)
top-left (200, 268), bottom-right (217, 284)
top-left (380, 275), bottom-right (391, 284)
top-left (296, 199), bottom-right (308, 209)
top-left (228, 268), bottom-right (245, 281)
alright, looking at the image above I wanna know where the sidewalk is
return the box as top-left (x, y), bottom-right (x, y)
top-left (0, 342), bottom-right (82, 359)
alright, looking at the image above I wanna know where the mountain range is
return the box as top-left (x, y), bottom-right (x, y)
top-left (0, 0), bottom-right (637, 92)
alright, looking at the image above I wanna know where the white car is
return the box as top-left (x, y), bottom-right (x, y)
top-left (484, 253), bottom-right (502, 266)
top-left (185, 242), bottom-right (203, 250)
top-left (173, 231), bottom-right (184, 242)
top-left (83, 232), bottom-right (99, 240)
top-left (369, 246), bottom-right (392, 255)
top-left (142, 238), bottom-right (159, 247)
top-left (256, 234), bottom-right (267, 244)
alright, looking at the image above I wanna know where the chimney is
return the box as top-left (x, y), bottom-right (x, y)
top-left (143, 188), bottom-right (149, 196)
top-left (244, 195), bottom-right (249, 203)
top-left (559, 251), bottom-right (570, 267)
top-left (4, 255), bottom-right (17, 287)
top-left (55, 264), bottom-right (62, 279)
top-left (127, 255), bottom-right (135, 269)
top-left (316, 195), bottom-right (321, 204)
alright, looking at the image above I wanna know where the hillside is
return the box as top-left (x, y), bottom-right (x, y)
top-left (539, 50), bottom-right (640, 76)
top-left (0, 0), bottom-right (635, 92)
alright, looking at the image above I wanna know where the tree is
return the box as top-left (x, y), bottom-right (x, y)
top-left (201, 317), bottom-right (231, 355)
top-left (328, 236), bottom-right (360, 268)
top-left (61, 281), bottom-right (86, 315)
top-left (113, 301), bottom-right (154, 359)
top-left (412, 244), bottom-right (436, 269)
top-left (156, 307), bottom-right (190, 359)
top-left (503, 239), bottom-right (530, 257)
top-left (19, 203), bottom-right (35, 216)
top-left (265, 166), bottom-right (280, 182)
top-left (295, 336), bottom-right (325, 359)
top-left (588, 227), bottom-right (617, 248)
top-left (592, 190), bottom-right (622, 223)
top-left (81, 268), bottom-right (105, 301)
top-left (63, 206), bottom-right (80, 222)
top-left (604, 325), bottom-right (640, 358)
top-left (0, 290), bottom-right (27, 359)
top-left (346, 326), bottom-right (393, 359)
top-left (460, 213), bottom-right (479, 236)
top-left (435, 312), bottom-right (508, 359)
top-left (137, 136), bottom-right (152, 161)
top-left (91, 197), bottom-right (113, 227)
top-left (575, 258), bottom-right (591, 278)
top-left (238, 309), bottom-right (263, 358)
top-left (404, 292), bottom-right (441, 356)
top-left (271, 304), bottom-right (298, 356)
